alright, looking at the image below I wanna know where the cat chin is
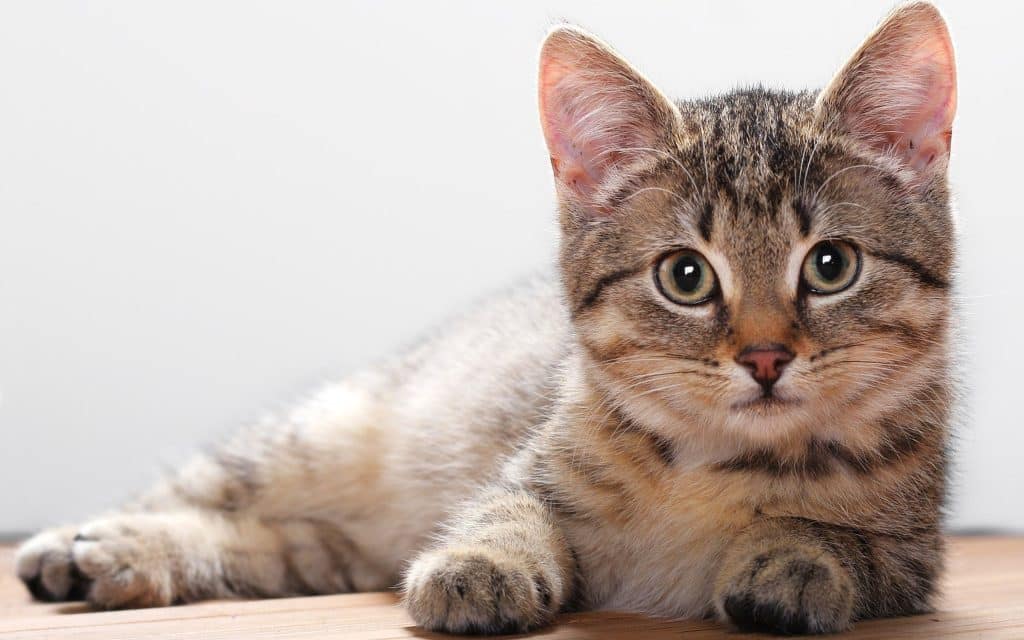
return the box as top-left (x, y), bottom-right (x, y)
top-left (620, 386), bottom-right (811, 447)
top-left (713, 395), bottom-right (823, 443)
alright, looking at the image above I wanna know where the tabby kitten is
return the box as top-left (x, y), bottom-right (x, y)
top-left (16, 2), bottom-right (957, 635)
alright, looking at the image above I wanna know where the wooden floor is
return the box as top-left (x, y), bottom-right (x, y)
top-left (0, 537), bottom-right (1021, 639)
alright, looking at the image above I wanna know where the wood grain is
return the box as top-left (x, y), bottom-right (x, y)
top-left (0, 536), bottom-right (1021, 638)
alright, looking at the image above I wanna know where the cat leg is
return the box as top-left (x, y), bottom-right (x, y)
top-left (18, 380), bottom-right (408, 605)
top-left (16, 435), bottom-right (389, 606)
top-left (713, 517), bottom-right (941, 634)
top-left (403, 486), bottom-right (575, 634)
top-left (713, 518), bottom-right (855, 634)
top-left (20, 509), bottom-right (372, 609)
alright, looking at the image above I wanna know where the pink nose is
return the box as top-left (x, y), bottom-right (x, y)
top-left (736, 344), bottom-right (794, 391)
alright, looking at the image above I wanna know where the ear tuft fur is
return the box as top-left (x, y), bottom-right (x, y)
top-left (538, 25), bottom-right (679, 215)
top-left (819, 2), bottom-right (957, 176)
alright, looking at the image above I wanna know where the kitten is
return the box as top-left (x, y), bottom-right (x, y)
top-left (15, 2), bottom-right (957, 635)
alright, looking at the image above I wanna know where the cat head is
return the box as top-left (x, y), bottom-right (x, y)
top-left (539, 3), bottom-right (957, 450)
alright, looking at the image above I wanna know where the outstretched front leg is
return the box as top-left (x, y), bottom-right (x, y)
top-left (403, 485), bottom-right (576, 634)
top-left (17, 382), bottom-right (403, 608)
top-left (16, 509), bottom-right (371, 608)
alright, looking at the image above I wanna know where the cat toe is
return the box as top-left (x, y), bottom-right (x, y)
top-left (404, 547), bottom-right (554, 634)
top-left (717, 550), bottom-right (854, 635)
top-left (70, 517), bottom-right (176, 609)
top-left (15, 527), bottom-right (88, 602)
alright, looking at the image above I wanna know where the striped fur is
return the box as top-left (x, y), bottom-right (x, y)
top-left (16, 3), bottom-right (957, 636)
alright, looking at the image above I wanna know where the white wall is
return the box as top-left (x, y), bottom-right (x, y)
top-left (0, 1), bottom-right (1020, 534)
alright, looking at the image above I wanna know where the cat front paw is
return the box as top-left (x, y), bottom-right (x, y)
top-left (715, 547), bottom-right (854, 635)
top-left (69, 515), bottom-right (179, 608)
top-left (17, 515), bottom-right (189, 609)
top-left (403, 547), bottom-right (555, 634)
top-left (15, 526), bottom-right (87, 602)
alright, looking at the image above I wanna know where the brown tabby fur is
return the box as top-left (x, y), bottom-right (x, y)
top-left (16, 3), bottom-right (957, 635)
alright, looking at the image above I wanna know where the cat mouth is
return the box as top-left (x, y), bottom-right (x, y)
top-left (731, 395), bottom-right (799, 412)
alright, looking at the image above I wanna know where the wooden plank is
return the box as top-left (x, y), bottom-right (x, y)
top-left (0, 537), bottom-right (1021, 638)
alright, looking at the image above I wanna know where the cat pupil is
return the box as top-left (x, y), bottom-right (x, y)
top-left (673, 258), bottom-right (702, 292)
top-left (816, 245), bottom-right (844, 281)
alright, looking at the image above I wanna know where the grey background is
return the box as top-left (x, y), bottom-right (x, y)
top-left (0, 1), bottom-right (1020, 535)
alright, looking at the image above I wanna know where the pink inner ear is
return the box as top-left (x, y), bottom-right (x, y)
top-left (538, 32), bottom-right (668, 208)
top-left (540, 59), bottom-right (602, 199)
top-left (882, 44), bottom-right (957, 172)
top-left (547, 139), bottom-right (603, 200)
top-left (833, 8), bottom-right (957, 174)
top-left (539, 57), bottom-right (612, 201)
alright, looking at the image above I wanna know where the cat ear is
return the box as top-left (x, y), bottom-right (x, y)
top-left (818, 2), bottom-right (957, 177)
top-left (538, 25), bottom-right (680, 215)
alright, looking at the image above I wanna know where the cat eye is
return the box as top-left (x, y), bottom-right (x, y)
top-left (655, 250), bottom-right (718, 305)
top-left (801, 240), bottom-right (860, 294)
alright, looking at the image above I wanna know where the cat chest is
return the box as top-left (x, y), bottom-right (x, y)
top-left (556, 467), bottom-right (760, 616)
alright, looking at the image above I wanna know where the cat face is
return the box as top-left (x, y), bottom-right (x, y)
top-left (540, 4), bottom-right (957, 449)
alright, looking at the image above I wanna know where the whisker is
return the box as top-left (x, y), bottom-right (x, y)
top-left (812, 164), bottom-right (887, 203)
top-left (799, 110), bottom-right (843, 197)
top-left (619, 186), bottom-right (692, 208)
top-left (814, 201), bottom-right (868, 219)
top-left (599, 146), bottom-right (701, 197)
top-left (698, 121), bottom-right (712, 203)
top-left (602, 352), bottom-right (715, 367)
top-left (810, 359), bottom-right (906, 374)
top-left (622, 369), bottom-right (729, 384)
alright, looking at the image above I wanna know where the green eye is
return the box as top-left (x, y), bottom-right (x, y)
top-left (656, 249), bottom-right (717, 305)
top-left (802, 240), bottom-right (860, 294)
